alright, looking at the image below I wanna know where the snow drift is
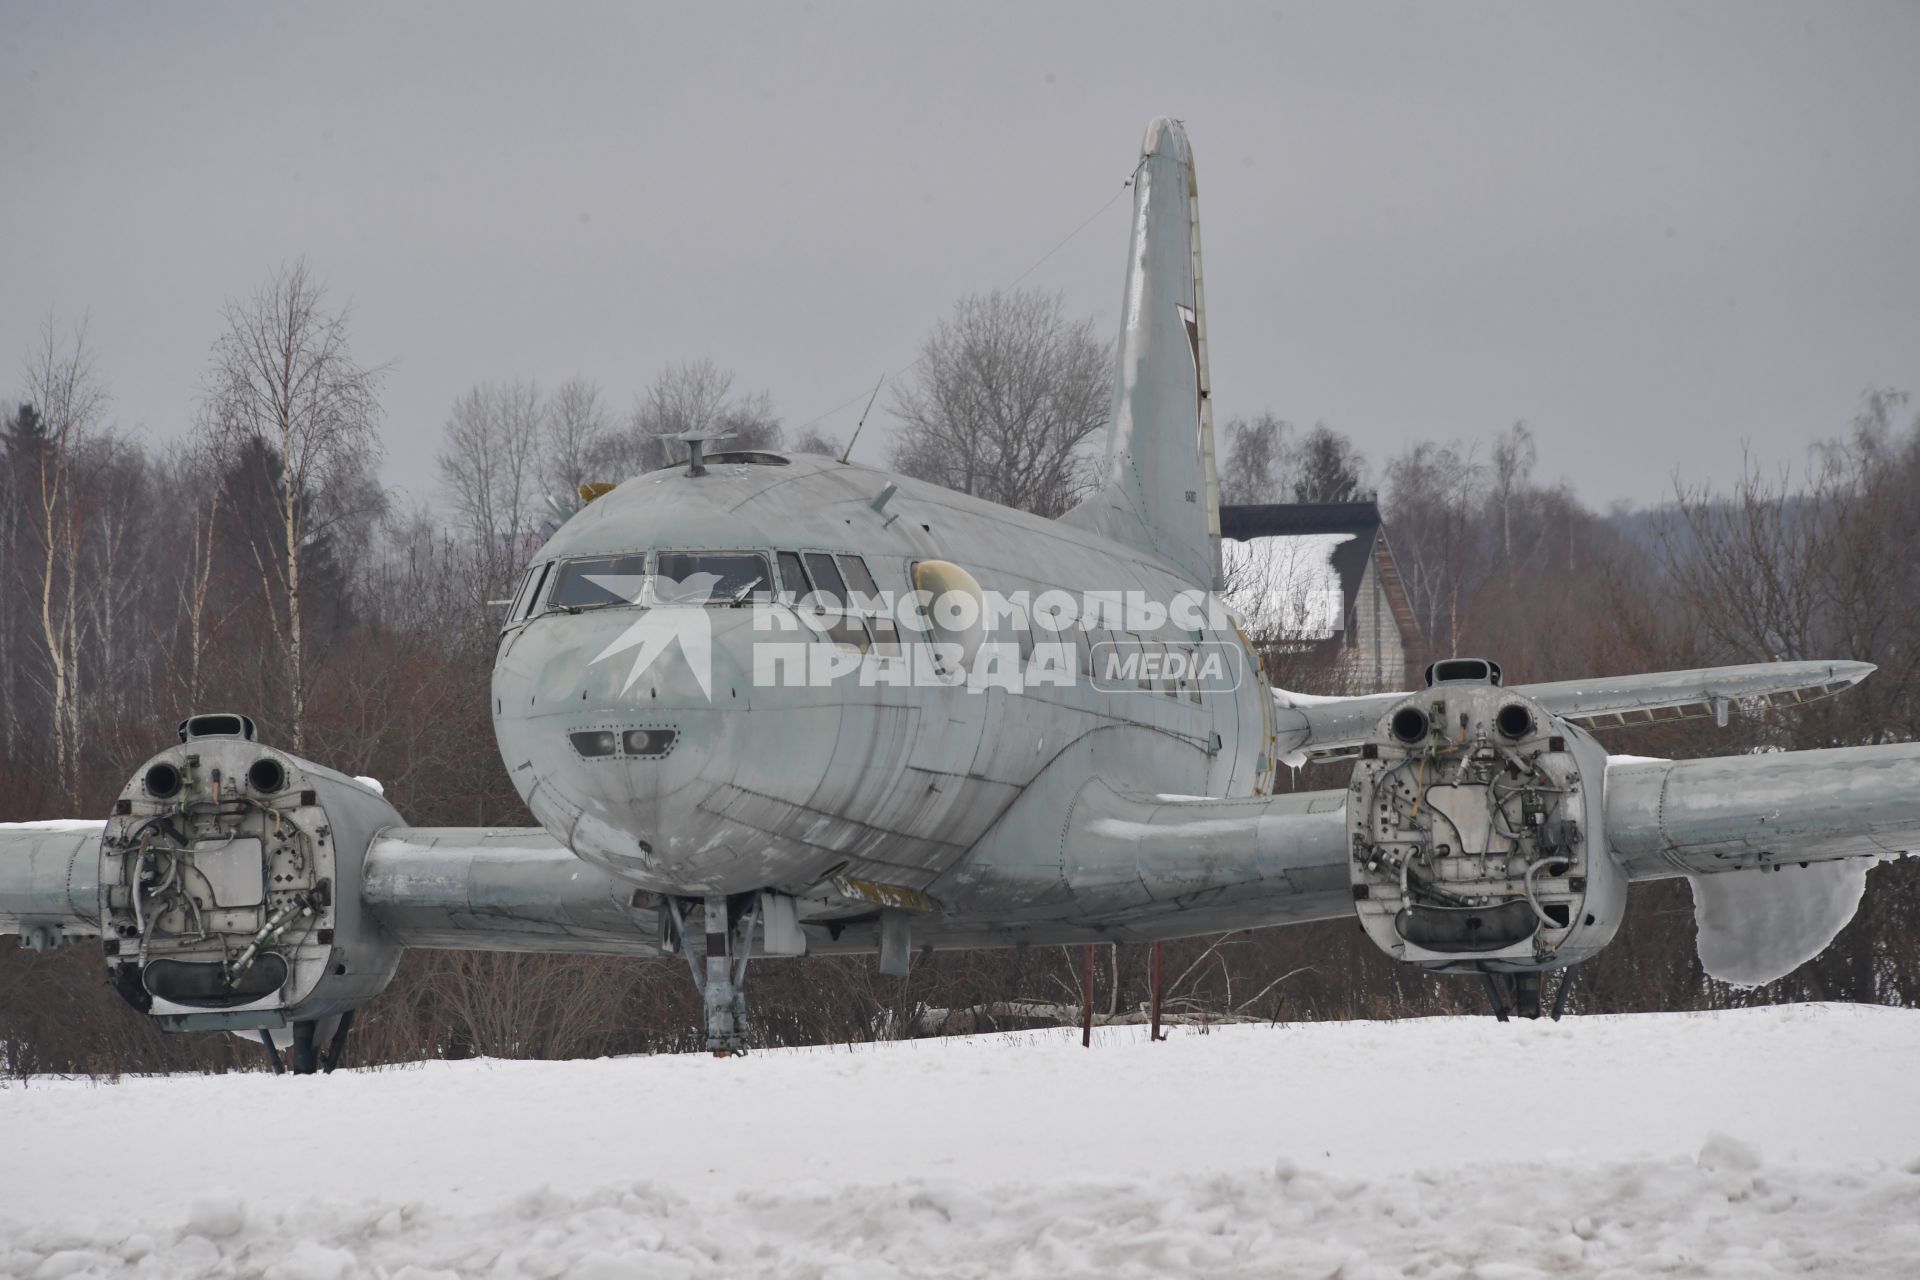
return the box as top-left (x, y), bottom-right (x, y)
top-left (3, 1004), bottom-right (1917, 1278)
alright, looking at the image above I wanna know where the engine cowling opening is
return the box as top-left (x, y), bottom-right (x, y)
top-left (1348, 684), bottom-right (1625, 974)
top-left (99, 726), bottom-right (404, 1037)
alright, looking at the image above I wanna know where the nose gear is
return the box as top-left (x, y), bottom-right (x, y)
top-left (667, 894), bottom-right (760, 1055)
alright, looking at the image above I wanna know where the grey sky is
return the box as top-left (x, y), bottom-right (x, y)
top-left (4, 1), bottom-right (1916, 509)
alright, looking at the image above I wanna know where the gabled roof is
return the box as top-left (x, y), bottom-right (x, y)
top-left (1219, 499), bottom-right (1421, 650)
top-left (1219, 501), bottom-right (1381, 540)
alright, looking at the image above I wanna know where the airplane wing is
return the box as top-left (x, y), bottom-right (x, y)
top-left (0, 820), bottom-right (675, 959)
top-left (1601, 743), bottom-right (1920, 985)
top-left (1272, 659), bottom-right (1873, 765)
top-left (0, 821), bottom-right (104, 951)
top-left (360, 827), bottom-right (667, 956)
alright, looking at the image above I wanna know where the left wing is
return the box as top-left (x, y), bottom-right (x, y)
top-left (1272, 659), bottom-right (1874, 764)
top-left (1604, 744), bottom-right (1920, 986)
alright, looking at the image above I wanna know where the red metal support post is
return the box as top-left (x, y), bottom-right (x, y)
top-left (1150, 941), bottom-right (1165, 1042)
top-left (1081, 943), bottom-right (1095, 1048)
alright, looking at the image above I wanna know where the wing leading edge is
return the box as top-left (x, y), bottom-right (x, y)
top-left (1272, 660), bottom-right (1874, 765)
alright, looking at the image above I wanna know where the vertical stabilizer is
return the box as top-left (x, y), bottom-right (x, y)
top-left (1060, 117), bottom-right (1222, 588)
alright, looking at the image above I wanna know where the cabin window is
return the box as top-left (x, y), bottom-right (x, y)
top-left (1072, 627), bottom-right (1092, 679)
top-left (549, 555), bottom-right (652, 610)
top-left (1132, 634), bottom-right (1154, 690)
top-left (1013, 605), bottom-right (1037, 665)
top-left (656, 551), bottom-right (773, 603)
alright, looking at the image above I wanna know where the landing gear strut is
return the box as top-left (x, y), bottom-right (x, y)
top-left (1481, 970), bottom-right (1575, 1022)
top-left (263, 1011), bottom-right (356, 1076)
top-left (669, 895), bottom-right (759, 1056)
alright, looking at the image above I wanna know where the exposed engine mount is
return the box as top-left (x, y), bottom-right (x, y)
top-left (98, 714), bottom-right (404, 1067)
top-left (1348, 665), bottom-right (1626, 974)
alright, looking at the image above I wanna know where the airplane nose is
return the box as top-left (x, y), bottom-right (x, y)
top-left (492, 608), bottom-right (767, 892)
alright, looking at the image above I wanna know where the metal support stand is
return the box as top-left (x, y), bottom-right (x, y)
top-left (1481, 971), bottom-right (1511, 1023)
top-left (290, 1019), bottom-right (319, 1074)
top-left (1551, 968), bottom-right (1576, 1022)
top-left (1513, 972), bottom-right (1543, 1020)
top-left (1081, 944), bottom-right (1095, 1048)
top-left (321, 1009), bottom-right (355, 1073)
top-left (260, 1029), bottom-right (285, 1075)
top-left (1150, 942), bottom-right (1165, 1042)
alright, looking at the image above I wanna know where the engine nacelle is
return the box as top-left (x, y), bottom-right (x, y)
top-left (1348, 671), bottom-right (1627, 974)
top-left (98, 714), bottom-right (404, 1039)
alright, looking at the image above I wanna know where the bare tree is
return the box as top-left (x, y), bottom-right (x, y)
top-left (1290, 424), bottom-right (1365, 503)
top-left (1490, 421), bottom-right (1537, 562)
top-left (438, 379), bottom-right (547, 595)
top-left (544, 377), bottom-right (610, 499)
top-left (1382, 439), bottom-right (1483, 653)
top-left (593, 359), bottom-right (782, 477)
top-left (18, 317), bottom-right (110, 801)
top-left (887, 289), bottom-right (1111, 518)
top-left (200, 258), bottom-right (386, 752)
top-left (1218, 412), bottom-right (1292, 505)
top-left (789, 426), bottom-right (843, 457)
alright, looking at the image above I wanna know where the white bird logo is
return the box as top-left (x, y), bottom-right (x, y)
top-left (586, 572), bottom-right (724, 700)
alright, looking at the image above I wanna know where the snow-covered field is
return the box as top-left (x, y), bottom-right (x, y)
top-left (3, 1003), bottom-right (1918, 1278)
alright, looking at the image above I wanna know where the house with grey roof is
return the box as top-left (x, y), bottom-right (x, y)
top-left (1219, 500), bottom-right (1421, 693)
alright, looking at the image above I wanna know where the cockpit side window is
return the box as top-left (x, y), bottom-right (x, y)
top-left (776, 551), bottom-right (810, 600)
top-left (549, 555), bottom-right (651, 610)
top-left (837, 554), bottom-right (900, 654)
top-left (800, 551), bottom-right (871, 652)
top-left (657, 551), bottom-right (773, 603)
top-left (505, 561), bottom-right (552, 626)
top-left (801, 552), bottom-right (849, 603)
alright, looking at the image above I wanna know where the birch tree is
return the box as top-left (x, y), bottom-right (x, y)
top-left (201, 258), bottom-right (386, 752)
top-left (19, 318), bottom-right (109, 801)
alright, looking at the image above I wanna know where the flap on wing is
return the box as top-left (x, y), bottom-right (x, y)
top-left (1273, 660), bottom-right (1873, 764)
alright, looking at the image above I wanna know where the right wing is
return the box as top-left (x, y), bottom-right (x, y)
top-left (361, 827), bottom-right (666, 956)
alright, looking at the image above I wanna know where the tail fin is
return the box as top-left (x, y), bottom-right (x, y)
top-left (1060, 117), bottom-right (1222, 588)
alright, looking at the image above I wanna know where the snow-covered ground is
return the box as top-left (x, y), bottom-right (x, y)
top-left (4, 1003), bottom-right (1918, 1278)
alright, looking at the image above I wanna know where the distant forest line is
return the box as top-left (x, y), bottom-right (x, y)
top-left (2, 273), bottom-right (1915, 1074)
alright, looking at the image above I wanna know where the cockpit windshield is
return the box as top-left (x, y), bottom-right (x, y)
top-left (545, 551), bottom-right (774, 612)
top-left (657, 552), bottom-right (774, 603)
top-left (548, 555), bottom-right (651, 609)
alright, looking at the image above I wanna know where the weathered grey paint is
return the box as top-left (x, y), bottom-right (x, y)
top-left (1606, 742), bottom-right (1920, 879)
top-left (0, 118), bottom-right (1906, 1044)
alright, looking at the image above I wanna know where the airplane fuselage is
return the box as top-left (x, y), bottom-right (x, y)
top-left (490, 452), bottom-right (1275, 919)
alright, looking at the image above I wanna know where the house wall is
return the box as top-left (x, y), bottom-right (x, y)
top-left (1345, 544), bottom-right (1409, 693)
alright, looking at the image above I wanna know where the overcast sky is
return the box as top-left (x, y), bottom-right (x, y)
top-left (4, 2), bottom-right (1916, 509)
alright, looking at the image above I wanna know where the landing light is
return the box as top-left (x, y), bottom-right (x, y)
top-left (569, 730), bottom-right (618, 758)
